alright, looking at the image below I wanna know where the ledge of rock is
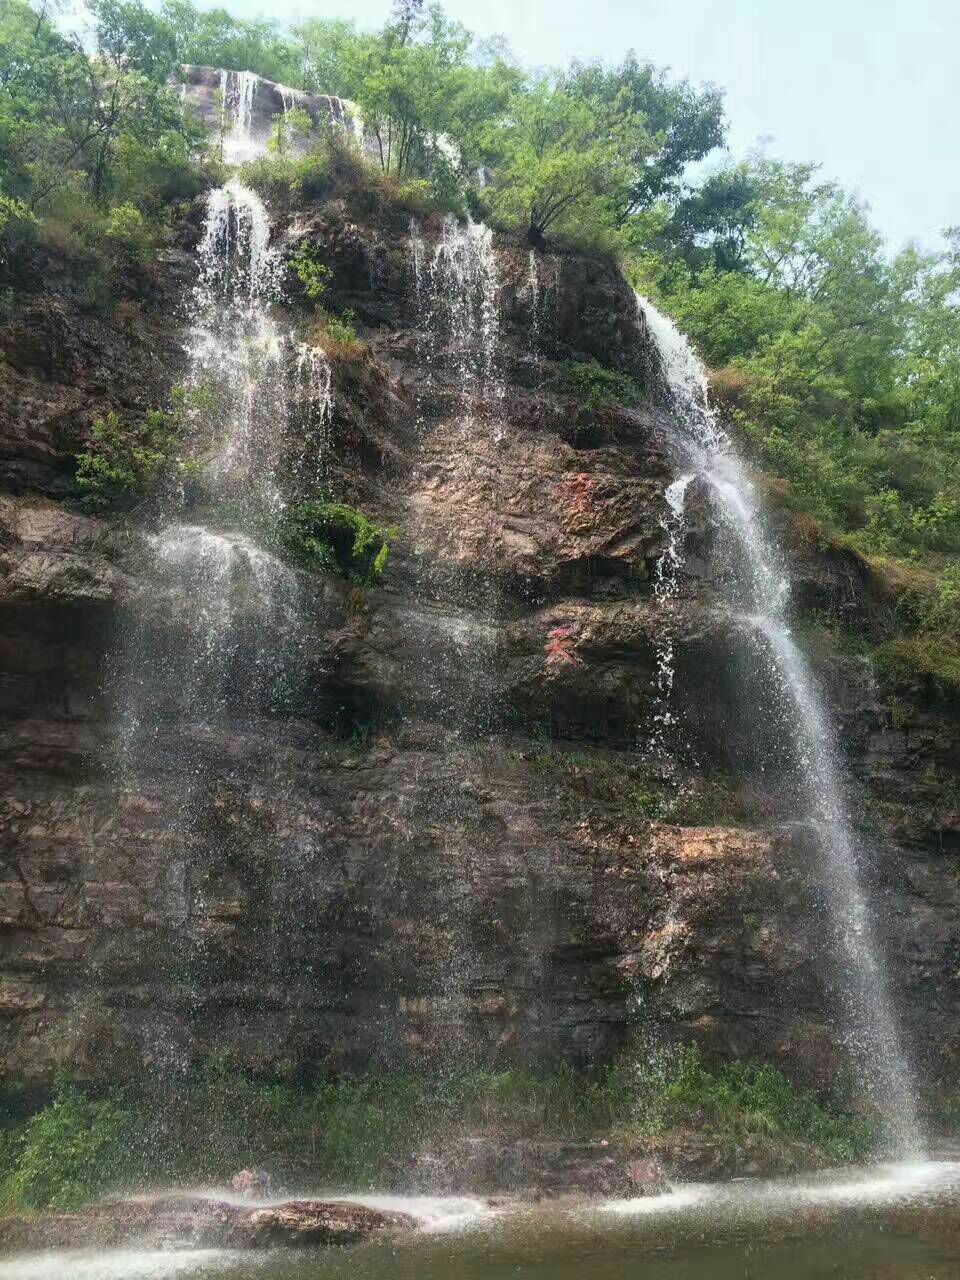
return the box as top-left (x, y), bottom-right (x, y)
top-left (0, 1194), bottom-right (416, 1253)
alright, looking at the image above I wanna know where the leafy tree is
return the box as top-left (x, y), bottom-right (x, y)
top-left (89, 0), bottom-right (177, 81)
top-left (482, 81), bottom-right (648, 247)
top-left (159, 0), bottom-right (300, 84)
top-left (294, 5), bottom-right (519, 185)
top-left (656, 164), bottom-right (761, 273)
top-left (0, 0), bottom-right (202, 221)
top-left (291, 18), bottom-right (358, 98)
top-left (561, 53), bottom-right (725, 223)
top-left (268, 104), bottom-right (312, 155)
top-left (642, 154), bottom-right (960, 556)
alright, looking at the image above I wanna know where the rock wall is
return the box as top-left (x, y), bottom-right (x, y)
top-left (178, 66), bottom-right (357, 158)
top-left (1, 179), bottom-right (959, 1100)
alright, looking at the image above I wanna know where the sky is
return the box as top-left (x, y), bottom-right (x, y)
top-left (211, 0), bottom-right (958, 251)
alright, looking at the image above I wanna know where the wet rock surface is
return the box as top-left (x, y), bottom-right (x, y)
top-left (0, 1193), bottom-right (415, 1252)
top-left (0, 182), bottom-right (958, 1097)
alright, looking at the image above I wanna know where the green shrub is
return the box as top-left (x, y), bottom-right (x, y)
top-left (324, 309), bottom-right (359, 345)
top-left (0, 1053), bottom-right (876, 1207)
top-left (239, 149), bottom-right (333, 206)
top-left (97, 203), bottom-right (156, 269)
top-left (268, 106), bottom-right (313, 156)
top-left (76, 410), bottom-right (181, 510)
top-left (278, 501), bottom-right (392, 584)
top-left (75, 386), bottom-right (209, 511)
top-left (626, 1047), bottom-right (877, 1162)
top-left (288, 239), bottom-right (330, 302)
top-left (559, 359), bottom-right (642, 411)
top-left (0, 1088), bottom-right (139, 1210)
top-left (872, 635), bottom-right (960, 693)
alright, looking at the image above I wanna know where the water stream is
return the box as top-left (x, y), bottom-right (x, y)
top-left (637, 294), bottom-right (921, 1155)
top-left (6, 1165), bottom-right (960, 1279)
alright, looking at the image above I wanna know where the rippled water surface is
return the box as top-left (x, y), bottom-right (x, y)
top-left (4, 1165), bottom-right (960, 1280)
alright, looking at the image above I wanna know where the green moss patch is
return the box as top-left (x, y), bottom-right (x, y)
top-left (559, 359), bottom-right (643, 411)
top-left (278, 501), bottom-right (393, 584)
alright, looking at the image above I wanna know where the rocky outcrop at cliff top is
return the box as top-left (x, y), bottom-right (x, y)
top-left (178, 65), bottom-right (357, 152)
top-left (0, 167), bottom-right (958, 1097)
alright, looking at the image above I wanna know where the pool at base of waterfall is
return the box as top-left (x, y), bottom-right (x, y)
top-left (5, 1165), bottom-right (960, 1280)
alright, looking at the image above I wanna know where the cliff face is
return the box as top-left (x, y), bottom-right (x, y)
top-left (1, 175), bottom-right (959, 1099)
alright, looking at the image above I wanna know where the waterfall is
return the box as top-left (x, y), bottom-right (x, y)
top-left (637, 294), bottom-right (922, 1155)
top-left (402, 216), bottom-right (511, 1050)
top-left (292, 341), bottom-right (334, 494)
top-left (129, 525), bottom-right (302, 733)
top-left (219, 70), bottom-right (261, 165)
top-left (403, 214), bottom-right (504, 728)
top-left (649, 472), bottom-right (695, 768)
top-left (527, 251), bottom-right (540, 344)
top-left (409, 217), bottom-right (426, 306)
top-left (525, 251), bottom-right (559, 349)
top-left (429, 215), bottom-right (501, 409)
top-left (116, 181), bottom-right (295, 732)
top-left (187, 180), bottom-right (286, 507)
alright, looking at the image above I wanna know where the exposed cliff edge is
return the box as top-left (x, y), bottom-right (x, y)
top-left (0, 100), bottom-right (958, 1146)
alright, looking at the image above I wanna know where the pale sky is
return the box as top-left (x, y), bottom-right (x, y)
top-left (209, 0), bottom-right (959, 251)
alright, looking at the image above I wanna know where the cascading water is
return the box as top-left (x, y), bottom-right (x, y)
top-left (638, 295), bottom-right (921, 1154)
top-left (115, 177), bottom-right (313, 790)
top-left (648, 472), bottom-right (695, 768)
top-left (525, 250), bottom-right (559, 349)
top-left (106, 155), bottom-right (342, 1076)
top-left (428, 215), bottom-right (501, 415)
top-left (292, 340), bottom-right (335, 494)
top-left (219, 70), bottom-right (261, 165)
top-left (187, 179), bottom-right (286, 505)
top-left (402, 214), bottom-right (511, 1052)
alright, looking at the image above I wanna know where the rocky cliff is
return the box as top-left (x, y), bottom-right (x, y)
top-left (1, 165), bottom-right (959, 1108)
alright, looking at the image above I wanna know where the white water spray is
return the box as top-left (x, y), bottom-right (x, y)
top-left (219, 69), bottom-right (261, 165)
top-left (428, 215), bottom-right (501, 407)
top-left (637, 294), bottom-right (921, 1155)
top-left (188, 180), bottom-right (286, 503)
top-left (292, 341), bottom-right (335, 492)
top-left (649, 472), bottom-right (694, 766)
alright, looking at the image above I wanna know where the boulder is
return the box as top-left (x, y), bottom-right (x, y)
top-left (0, 1193), bottom-right (415, 1253)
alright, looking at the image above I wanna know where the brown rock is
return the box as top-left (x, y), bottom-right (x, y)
top-left (0, 1194), bottom-right (415, 1253)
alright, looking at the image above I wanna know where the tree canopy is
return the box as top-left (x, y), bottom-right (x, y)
top-left (1, 0), bottom-right (958, 567)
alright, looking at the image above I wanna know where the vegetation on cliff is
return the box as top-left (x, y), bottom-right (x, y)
top-left (278, 501), bottom-right (392, 584)
top-left (2, 0), bottom-right (957, 592)
top-left (0, 1052), bottom-right (877, 1210)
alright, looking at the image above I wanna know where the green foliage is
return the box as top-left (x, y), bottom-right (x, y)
top-left (627, 1047), bottom-right (878, 1163)
top-left (98, 202), bottom-right (155, 268)
top-left (0, 1088), bottom-right (136, 1210)
top-left (268, 105), bottom-right (313, 156)
top-left (639, 161), bottom-right (960, 562)
top-left (278, 501), bottom-right (392, 584)
top-left (559, 359), bottom-right (642, 411)
top-left (0, 0), bottom-right (205, 279)
top-left (559, 55), bottom-right (725, 225)
top-left (481, 81), bottom-right (643, 248)
top-left (323, 308), bottom-right (359, 346)
top-left (872, 635), bottom-right (960, 695)
top-left (159, 0), bottom-right (301, 84)
top-left (0, 194), bottom-right (37, 260)
top-left (288, 239), bottom-right (331, 302)
top-left (295, 4), bottom-right (520, 190)
top-left (237, 148), bottom-right (332, 206)
top-left (0, 1054), bottom-right (877, 1208)
top-left (74, 387), bottom-right (203, 510)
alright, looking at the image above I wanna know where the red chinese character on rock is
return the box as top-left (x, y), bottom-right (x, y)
top-left (545, 625), bottom-right (581, 666)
